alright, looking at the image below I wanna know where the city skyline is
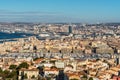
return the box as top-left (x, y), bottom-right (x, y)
top-left (0, 0), bottom-right (120, 23)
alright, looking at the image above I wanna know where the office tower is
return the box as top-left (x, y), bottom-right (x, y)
top-left (68, 26), bottom-right (72, 34)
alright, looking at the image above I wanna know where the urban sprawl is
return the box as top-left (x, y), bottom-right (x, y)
top-left (0, 23), bottom-right (120, 80)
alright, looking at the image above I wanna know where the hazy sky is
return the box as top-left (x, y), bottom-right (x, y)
top-left (0, 0), bottom-right (120, 23)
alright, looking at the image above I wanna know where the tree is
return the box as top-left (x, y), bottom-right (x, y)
top-left (46, 77), bottom-right (51, 80)
top-left (0, 69), bottom-right (17, 80)
top-left (24, 73), bottom-right (28, 79)
top-left (9, 65), bottom-right (17, 70)
top-left (0, 68), bottom-right (2, 73)
top-left (89, 77), bottom-right (93, 80)
top-left (18, 62), bottom-right (29, 69)
top-left (2, 70), bottom-right (10, 79)
top-left (6, 71), bottom-right (17, 79)
top-left (3, 70), bottom-right (10, 75)
top-left (81, 75), bottom-right (88, 80)
top-left (82, 75), bottom-right (87, 78)
top-left (31, 75), bottom-right (35, 79)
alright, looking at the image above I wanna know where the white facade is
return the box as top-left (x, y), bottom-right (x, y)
top-left (55, 61), bottom-right (64, 68)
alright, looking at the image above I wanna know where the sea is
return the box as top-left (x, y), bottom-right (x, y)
top-left (0, 32), bottom-right (35, 43)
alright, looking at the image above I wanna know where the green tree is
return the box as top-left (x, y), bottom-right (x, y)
top-left (81, 75), bottom-right (88, 80)
top-left (6, 71), bottom-right (17, 79)
top-left (3, 70), bottom-right (10, 75)
top-left (9, 65), bottom-right (17, 70)
top-left (0, 69), bottom-right (17, 80)
top-left (2, 70), bottom-right (10, 79)
top-left (31, 75), bottom-right (35, 79)
top-left (18, 62), bottom-right (29, 69)
top-left (24, 73), bottom-right (28, 79)
top-left (0, 68), bottom-right (2, 73)
top-left (46, 77), bottom-right (51, 80)
top-left (89, 77), bottom-right (93, 80)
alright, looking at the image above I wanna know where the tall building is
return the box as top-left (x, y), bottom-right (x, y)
top-left (68, 26), bottom-right (72, 34)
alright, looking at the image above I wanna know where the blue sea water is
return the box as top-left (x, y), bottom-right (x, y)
top-left (0, 32), bottom-right (34, 39)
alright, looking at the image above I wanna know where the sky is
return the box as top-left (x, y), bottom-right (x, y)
top-left (0, 0), bottom-right (120, 23)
